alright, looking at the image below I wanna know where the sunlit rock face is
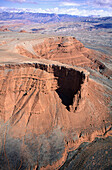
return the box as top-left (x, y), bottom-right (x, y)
top-left (0, 36), bottom-right (112, 169)
top-left (16, 36), bottom-right (112, 79)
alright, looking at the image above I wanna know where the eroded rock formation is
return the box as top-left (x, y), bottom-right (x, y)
top-left (16, 37), bottom-right (112, 78)
top-left (0, 36), bottom-right (112, 169)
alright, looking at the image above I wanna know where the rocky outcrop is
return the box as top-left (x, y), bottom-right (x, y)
top-left (19, 30), bottom-right (27, 33)
top-left (16, 36), bottom-right (112, 79)
top-left (0, 27), bottom-right (10, 32)
top-left (0, 36), bottom-right (112, 169)
top-left (0, 62), bottom-right (88, 128)
top-left (0, 61), bottom-right (111, 169)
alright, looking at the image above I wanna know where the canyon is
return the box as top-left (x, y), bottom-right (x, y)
top-left (0, 35), bottom-right (112, 169)
top-left (16, 36), bottom-right (112, 78)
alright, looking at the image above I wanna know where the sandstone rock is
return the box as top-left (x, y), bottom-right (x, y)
top-left (19, 30), bottom-right (27, 33)
top-left (0, 27), bottom-right (10, 32)
top-left (0, 36), bottom-right (111, 169)
top-left (16, 36), bottom-right (112, 79)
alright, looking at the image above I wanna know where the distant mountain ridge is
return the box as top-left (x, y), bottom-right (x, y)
top-left (0, 12), bottom-right (79, 23)
top-left (0, 11), bottom-right (112, 23)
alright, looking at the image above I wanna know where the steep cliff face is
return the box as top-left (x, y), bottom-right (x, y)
top-left (16, 36), bottom-right (112, 78)
top-left (0, 36), bottom-right (112, 169)
top-left (0, 63), bottom-right (87, 128)
top-left (16, 37), bottom-right (92, 67)
top-left (0, 62), bottom-right (111, 169)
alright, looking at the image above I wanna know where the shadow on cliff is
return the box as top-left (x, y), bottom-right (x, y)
top-left (35, 63), bottom-right (85, 111)
top-left (52, 65), bottom-right (85, 111)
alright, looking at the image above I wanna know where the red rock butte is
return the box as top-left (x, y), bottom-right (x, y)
top-left (0, 36), bottom-right (112, 169)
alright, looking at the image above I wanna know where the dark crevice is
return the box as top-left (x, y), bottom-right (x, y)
top-left (79, 132), bottom-right (82, 138)
top-left (35, 63), bottom-right (85, 111)
top-left (56, 88), bottom-right (75, 111)
top-left (53, 66), bottom-right (85, 111)
top-left (23, 92), bottom-right (27, 96)
top-left (75, 107), bottom-right (77, 111)
top-left (58, 44), bottom-right (62, 47)
top-left (99, 64), bottom-right (105, 70)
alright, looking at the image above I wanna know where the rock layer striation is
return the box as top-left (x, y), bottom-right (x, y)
top-left (0, 36), bottom-right (112, 169)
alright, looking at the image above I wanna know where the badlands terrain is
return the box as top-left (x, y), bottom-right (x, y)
top-left (0, 13), bottom-right (112, 170)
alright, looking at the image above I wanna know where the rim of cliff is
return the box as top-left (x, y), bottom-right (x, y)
top-left (0, 36), bottom-right (90, 75)
top-left (0, 35), bottom-right (112, 170)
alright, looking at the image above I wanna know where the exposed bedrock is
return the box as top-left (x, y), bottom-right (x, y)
top-left (59, 137), bottom-right (112, 170)
top-left (16, 36), bottom-right (112, 78)
top-left (0, 61), bottom-right (111, 169)
top-left (0, 63), bottom-right (87, 123)
top-left (0, 36), bottom-right (111, 169)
